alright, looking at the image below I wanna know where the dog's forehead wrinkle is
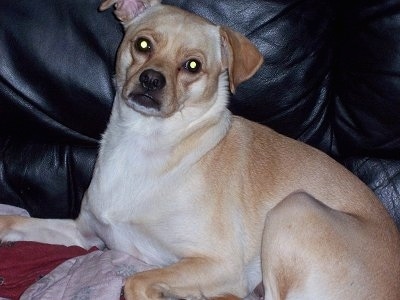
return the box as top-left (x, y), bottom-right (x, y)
top-left (137, 6), bottom-right (218, 42)
top-left (169, 26), bottom-right (221, 64)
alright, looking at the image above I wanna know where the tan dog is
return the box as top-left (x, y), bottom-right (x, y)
top-left (1, 0), bottom-right (400, 299)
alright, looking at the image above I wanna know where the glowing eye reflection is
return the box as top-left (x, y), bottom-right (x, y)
top-left (185, 59), bottom-right (201, 73)
top-left (189, 61), bottom-right (198, 69)
top-left (135, 38), bottom-right (151, 52)
top-left (140, 40), bottom-right (148, 49)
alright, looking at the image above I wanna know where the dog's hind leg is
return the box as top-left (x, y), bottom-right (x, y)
top-left (261, 191), bottom-right (400, 300)
top-left (0, 215), bottom-right (103, 249)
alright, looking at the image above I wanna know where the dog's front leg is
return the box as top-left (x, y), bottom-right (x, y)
top-left (0, 215), bottom-right (103, 249)
top-left (124, 257), bottom-right (243, 299)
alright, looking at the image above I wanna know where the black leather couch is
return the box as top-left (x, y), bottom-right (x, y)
top-left (1, 0), bottom-right (399, 231)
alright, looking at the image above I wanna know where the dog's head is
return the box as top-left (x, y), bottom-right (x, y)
top-left (100, 0), bottom-right (263, 118)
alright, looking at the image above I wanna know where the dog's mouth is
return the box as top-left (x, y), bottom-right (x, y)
top-left (126, 93), bottom-right (161, 111)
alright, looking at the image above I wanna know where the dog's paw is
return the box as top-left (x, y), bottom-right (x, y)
top-left (124, 276), bottom-right (165, 300)
top-left (124, 274), bottom-right (188, 300)
top-left (124, 276), bottom-right (206, 300)
top-left (0, 215), bottom-right (26, 243)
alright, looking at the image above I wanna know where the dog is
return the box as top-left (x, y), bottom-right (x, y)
top-left (1, 0), bottom-right (400, 299)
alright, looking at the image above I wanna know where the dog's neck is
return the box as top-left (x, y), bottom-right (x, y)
top-left (98, 87), bottom-right (231, 174)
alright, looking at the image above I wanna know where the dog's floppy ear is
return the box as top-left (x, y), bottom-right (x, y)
top-left (99, 0), bottom-right (161, 24)
top-left (220, 27), bottom-right (264, 94)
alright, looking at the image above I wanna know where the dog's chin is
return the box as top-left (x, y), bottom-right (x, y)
top-left (126, 93), bottom-right (163, 117)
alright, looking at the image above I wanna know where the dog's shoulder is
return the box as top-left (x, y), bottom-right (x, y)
top-left (227, 116), bottom-right (281, 145)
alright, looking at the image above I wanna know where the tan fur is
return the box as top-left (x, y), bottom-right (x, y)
top-left (1, 1), bottom-right (400, 299)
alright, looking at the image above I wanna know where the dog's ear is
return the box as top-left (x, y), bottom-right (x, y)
top-left (99, 0), bottom-right (161, 24)
top-left (220, 27), bottom-right (264, 94)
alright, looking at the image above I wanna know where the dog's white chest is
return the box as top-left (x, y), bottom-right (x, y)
top-left (83, 139), bottom-right (207, 266)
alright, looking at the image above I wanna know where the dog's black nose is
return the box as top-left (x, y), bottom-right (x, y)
top-left (139, 69), bottom-right (166, 91)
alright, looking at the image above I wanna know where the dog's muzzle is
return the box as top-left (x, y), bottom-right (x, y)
top-left (127, 69), bottom-right (166, 111)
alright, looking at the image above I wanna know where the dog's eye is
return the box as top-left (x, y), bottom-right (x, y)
top-left (135, 38), bottom-right (152, 52)
top-left (184, 59), bottom-right (201, 73)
